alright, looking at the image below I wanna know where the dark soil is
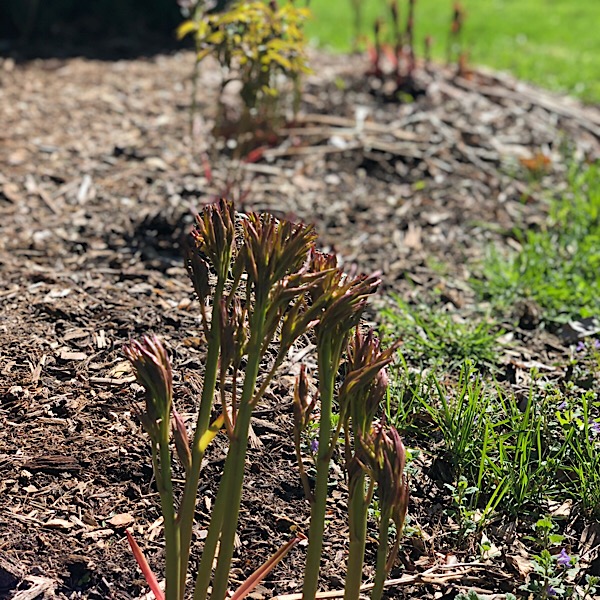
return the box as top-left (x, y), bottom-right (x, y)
top-left (1, 49), bottom-right (599, 599)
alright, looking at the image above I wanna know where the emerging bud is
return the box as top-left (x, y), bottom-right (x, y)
top-left (191, 198), bottom-right (236, 279)
top-left (123, 336), bottom-right (173, 439)
top-left (293, 365), bottom-right (316, 432)
top-left (372, 425), bottom-right (409, 529)
top-left (308, 253), bottom-right (380, 341)
top-left (219, 297), bottom-right (248, 371)
top-left (339, 329), bottom-right (399, 436)
top-left (186, 249), bottom-right (211, 304)
top-left (242, 212), bottom-right (317, 295)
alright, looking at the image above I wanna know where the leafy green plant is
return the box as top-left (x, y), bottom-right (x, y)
top-left (386, 351), bottom-right (600, 533)
top-left (488, 381), bottom-right (564, 510)
top-left (556, 391), bottom-right (600, 518)
top-left (444, 476), bottom-right (479, 539)
top-left (178, 0), bottom-right (311, 144)
top-left (520, 517), bottom-right (582, 598)
top-left (124, 199), bottom-right (409, 600)
top-left (423, 362), bottom-right (490, 481)
top-left (383, 355), bottom-right (425, 432)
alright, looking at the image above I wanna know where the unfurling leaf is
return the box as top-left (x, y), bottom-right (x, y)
top-left (126, 529), bottom-right (165, 600)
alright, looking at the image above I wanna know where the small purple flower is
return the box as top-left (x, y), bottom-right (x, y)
top-left (590, 421), bottom-right (600, 437)
top-left (576, 340), bottom-right (586, 352)
top-left (594, 339), bottom-right (600, 350)
top-left (310, 439), bottom-right (319, 453)
top-left (557, 548), bottom-right (571, 567)
top-left (557, 400), bottom-right (568, 410)
top-left (547, 586), bottom-right (558, 597)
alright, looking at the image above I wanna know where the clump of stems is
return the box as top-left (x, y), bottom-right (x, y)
top-left (125, 198), bottom-right (408, 600)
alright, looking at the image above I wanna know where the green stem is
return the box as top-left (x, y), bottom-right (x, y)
top-left (344, 473), bottom-right (368, 600)
top-left (302, 341), bottom-right (335, 600)
top-left (370, 511), bottom-right (392, 600)
top-left (193, 474), bottom-right (228, 600)
top-left (209, 402), bottom-right (253, 600)
top-left (209, 301), bottom-right (268, 600)
top-left (179, 280), bottom-right (226, 597)
top-left (158, 421), bottom-right (181, 600)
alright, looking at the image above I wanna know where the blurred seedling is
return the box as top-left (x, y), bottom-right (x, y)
top-left (366, 0), bottom-right (472, 101)
top-left (178, 1), bottom-right (312, 159)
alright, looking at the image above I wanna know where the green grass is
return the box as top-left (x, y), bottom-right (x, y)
top-left (380, 162), bottom-right (600, 579)
top-left (380, 297), bottom-right (502, 370)
top-left (385, 360), bottom-right (600, 520)
top-left (306, 0), bottom-right (600, 103)
top-left (473, 163), bottom-right (600, 323)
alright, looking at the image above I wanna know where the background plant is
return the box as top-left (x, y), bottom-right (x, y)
top-left (178, 0), bottom-right (311, 142)
top-left (307, 0), bottom-right (600, 102)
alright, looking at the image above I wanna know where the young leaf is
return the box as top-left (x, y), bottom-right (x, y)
top-left (126, 529), bottom-right (165, 600)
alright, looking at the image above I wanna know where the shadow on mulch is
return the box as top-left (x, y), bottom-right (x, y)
top-left (1, 34), bottom-right (190, 62)
top-left (126, 208), bottom-right (195, 272)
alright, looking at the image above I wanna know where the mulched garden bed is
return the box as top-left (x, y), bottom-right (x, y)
top-left (1, 48), bottom-right (599, 599)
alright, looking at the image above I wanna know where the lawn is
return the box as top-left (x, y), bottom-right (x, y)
top-left (306, 0), bottom-right (600, 103)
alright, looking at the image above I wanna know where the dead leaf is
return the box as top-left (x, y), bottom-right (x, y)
top-left (45, 518), bottom-right (74, 530)
top-left (403, 223), bottom-right (422, 249)
top-left (108, 513), bottom-right (134, 528)
top-left (519, 152), bottom-right (551, 173)
top-left (424, 211), bottom-right (451, 225)
top-left (549, 499), bottom-right (572, 518)
top-left (59, 349), bottom-right (87, 361)
top-left (2, 183), bottom-right (23, 203)
top-left (145, 156), bottom-right (168, 170)
top-left (109, 361), bottom-right (134, 378)
top-left (506, 553), bottom-right (533, 580)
